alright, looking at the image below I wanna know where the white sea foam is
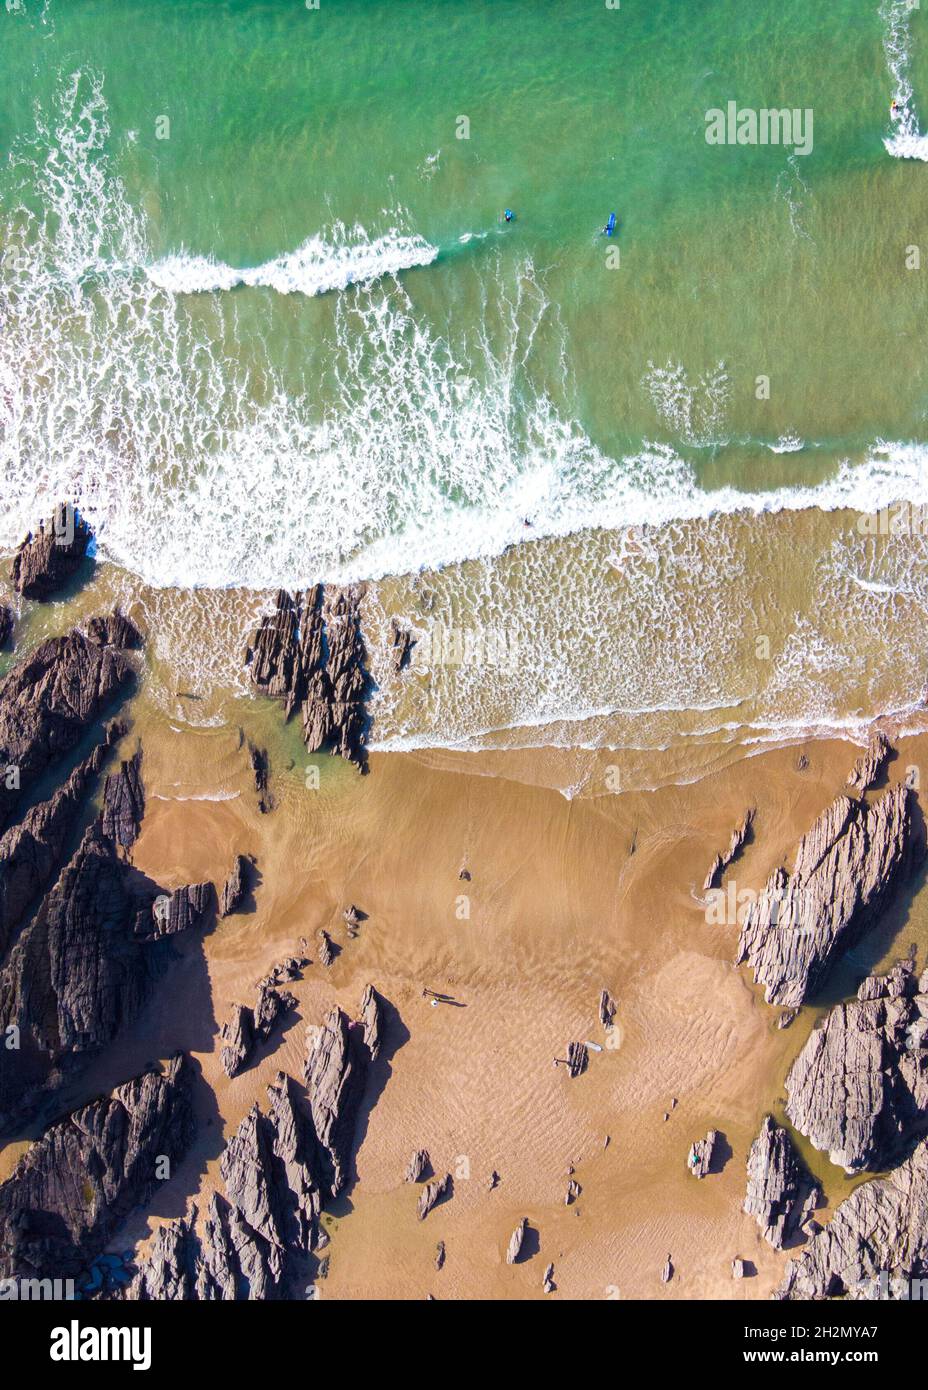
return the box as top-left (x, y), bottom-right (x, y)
top-left (881, 0), bottom-right (928, 159)
top-left (145, 229), bottom-right (438, 297)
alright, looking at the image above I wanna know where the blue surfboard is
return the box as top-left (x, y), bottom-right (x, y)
top-left (604, 211), bottom-right (617, 237)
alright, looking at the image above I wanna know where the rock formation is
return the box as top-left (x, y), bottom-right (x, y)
top-left (847, 730), bottom-right (892, 795)
top-left (506, 1217), bottom-right (527, 1264)
top-left (0, 1054), bottom-right (193, 1280)
top-left (778, 1136), bottom-right (928, 1300)
top-left (704, 808), bottom-right (754, 891)
top-left (417, 1175), bottom-right (450, 1221)
top-left (566, 1042), bottom-right (588, 1078)
top-left (743, 1116), bottom-right (820, 1248)
top-left (599, 989), bottom-right (616, 1027)
top-left (246, 741), bottom-right (274, 814)
top-left (220, 982), bottom-right (296, 1079)
top-left (688, 1130), bottom-right (719, 1178)
top-left (359, 983), bottom-right (382, 1061)
top-left (735, 786), bottom-right (918, 1007)
top-left (388, 617), bottom-right (414, 673)
top-left (149, 882), bottom-right (215, 937)
top-left (101, 744), bottom-right (144, 852)
top-left (304, 1006), bottom-right (371, 1197)
top-left (9, 504), bottom-right (92, 600)
top-left (405, 1149), bottom-right (430, 1183)
top-left (0, 721), bottom-right (123, 955)
top-left (219, 854), bottom-right (251, 917)
top-left (0, 605), bottom-right (13, 649)
top-left (785, 956), bottom-right (928, 1172)
top-left (247, 586), bottom-right (370, 769)
top-left (0, 614), bottom-right (139, 831)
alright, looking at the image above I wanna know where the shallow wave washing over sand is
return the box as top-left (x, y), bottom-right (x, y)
top-left (881, 0), bottom-right (928, 159)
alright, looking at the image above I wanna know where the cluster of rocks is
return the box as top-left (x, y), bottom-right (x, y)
top-left (219, 854), bottom-right (252, 917)
top-left (128, 989), bottom-right (385, 1299)
top-left (388, 617), bottom-right (415, 673)
top-left (704, 808), bottom-right (754, 892)
top-left (736, 784), bottom-right (918, 1007)
top-left (220, 980), bottom-right (297, 1079)
top-left (785, 956), bottom-right (928, 1173)
top-left (743, 1116), bottom-right (820, 1249)
top-left (246, 586), bottom-right (370, 769)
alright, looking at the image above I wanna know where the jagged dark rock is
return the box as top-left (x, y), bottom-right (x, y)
top-left (389, 617), bottom-right (415, 673)
top-left (0, 722), bottom-right (122, 956)
top-left (435, 1240), bottom-right (445, 1271)
top-left (0, 617), bottom-right (139, 831)
top-left (148, 881), bottom-right (215, 938)
top-left (219, 854), bottom-right (251, 917)
top-left (417, 1175), bottom-right (450, 1221)
top-left (704, 808), bottom-right (754, 891)
top-left (317, 929), bottom-right (335, 967)
top-left (736, 786), bottom-right (918, 1007)
top-left (566, 1042), bottom-right (588, 1078)
top-left (246, 741), bottom-right (274, 814)
top-left (688, 1130), bottom-right (719, 1178)
top-left (599, 989), bottom-right (616, 1027)
top-left (743, 1115), bottom-right (821, 1248)
top-left (405, 1149), bottom-right (430, 1183)
top-left (785, 956), bottom-right (928, 1173)
top-left (542, 1262), bottom-right (555, 1293)
top-left (101, 744), bottom-right (144, 852)
top-left (9, 504), bottom-right (92, 600)
top-left (0, 605), bottom-right (13, 650)
top-left (249, 586), bottom-right (370, 770)
top-left (778, 1136), bottom-right (928, 1300)
top-left (0, 1053), bottom-right (193, 1280)
top-left (847, 730), bottom-right (892, 796)
top-left (221, 981), bottom-right (297, 1079)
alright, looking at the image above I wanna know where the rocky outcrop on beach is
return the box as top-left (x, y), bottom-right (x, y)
top-left (417, 1174), bottom-right (451, 1221)
top-left (566, 1042), bottom-right (588, 1077)
top-left (388, 617), bottom-right (415, 673)
top-left (0, 1053), bottom-right (193, 1281)
top-left (704, 808), bottom-right (754, 891)
top-left (304, 1007), bottom-right (370, 1196)
top-left (847, 730), bottom-right (893, 796)
top-left (778, 1135), bottom-right (928, 1300)
top-left (785, 956), bottom-right (928, 1173)
top-left (599, 989), bottom-right (616, 1027)
top-left (0, 721), bottom-right (123, 956)
top-left (506, 1217), bottom-right (527, 1264)
top-left (247, 586), bottom-right (370, 769)
top-left (405, 1149), bottom-right (431, 1183)
top-left (735, 786), bottom-right (918, 1007)
top-left (359, 983), bottom-right (382, 1061)
top-left (0, 605), bottom-right (13, 650)
top-left (101, 744), bottom-right (144, 852)
top-left (246, 741), bottom-right (274, 815)
top-left (9, 504), bottom-right (92, 600)
top-left (743, 1116), bottom-right (820, 1249)
top-left (220, 982), bottom-right (297, 1079)
top-left (148, 882), bottom-right (215, 938)
top-left (219, 854), bottom-right (251, 917)
top-left (688, 1130), bottom-right (720, 1178)
top-left (0, 614), bottom-right (139, 831)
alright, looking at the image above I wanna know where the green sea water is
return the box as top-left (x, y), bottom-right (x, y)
top-left (2, 0), bottom-right (928, 761)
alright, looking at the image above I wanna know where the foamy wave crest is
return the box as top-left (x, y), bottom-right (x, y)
top-left (881, 0), bottom-right (928, 159)
top-left (145, 228), bottom-right (438, 298)
top-left (7, 72), bottom-right (928, 595)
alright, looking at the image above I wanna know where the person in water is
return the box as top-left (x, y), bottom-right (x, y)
top-left (504, 209), bottom-right (514, 222)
